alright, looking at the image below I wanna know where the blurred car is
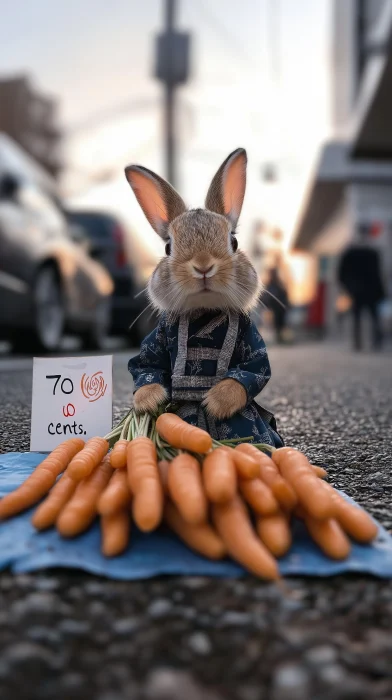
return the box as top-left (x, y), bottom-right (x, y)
top-left (0, 136), bottom-right (114, 352)
top-left (66, 210), bottom-right (155, 343)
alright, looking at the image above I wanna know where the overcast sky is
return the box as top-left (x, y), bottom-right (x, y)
top-left (1, 0), bottom-right (332, 253)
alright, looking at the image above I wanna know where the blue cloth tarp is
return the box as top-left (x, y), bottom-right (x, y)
top-left (1, 452), bottom-right (392, 580)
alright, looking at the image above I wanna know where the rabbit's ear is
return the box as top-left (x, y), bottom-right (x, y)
top-left (125, 165), bottom-right (187, 239)
top-left (205, 148), bottom-right (247, 229)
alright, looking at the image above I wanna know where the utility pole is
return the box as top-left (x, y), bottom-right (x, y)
top-left (155, 0), bottom-right (190, 188)
top-left (165, 0), bottom-right (176, 187)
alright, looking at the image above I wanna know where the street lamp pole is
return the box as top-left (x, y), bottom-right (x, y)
top-left (155, 0), bottom-right (190, 188)
top-left (165, 0), bottom-right (176, 187)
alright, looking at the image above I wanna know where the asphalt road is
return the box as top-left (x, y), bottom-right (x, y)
top-left (0, 345), bottom-right (391, 700)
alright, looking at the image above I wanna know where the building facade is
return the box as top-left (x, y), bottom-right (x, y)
top-left (293, 0), bottom-right (392, 335)
top-left (0, 76), bottom-right (61, 179)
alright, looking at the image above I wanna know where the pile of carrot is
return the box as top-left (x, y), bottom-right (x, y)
top-left (0, 411), bottom-right (378, 579)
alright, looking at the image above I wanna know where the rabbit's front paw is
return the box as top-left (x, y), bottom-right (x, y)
top-left (133, 384), bottom-right (168, 414)
top-left (203, 379), bottom-right (247, 420)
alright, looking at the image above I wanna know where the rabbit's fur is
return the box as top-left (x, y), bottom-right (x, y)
top-left (148, 208), bottom-right (259, 316)
top-left (125, 148), bottom-right (260, 418)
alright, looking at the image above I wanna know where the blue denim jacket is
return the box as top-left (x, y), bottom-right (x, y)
top-left (128, 310), bottom-right (283, 446)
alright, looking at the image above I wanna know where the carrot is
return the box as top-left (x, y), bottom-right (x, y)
top-left (256, 512), bottom-right (292, 557)
top-left (164, 502), bottom-right (226, 560)
top-left (273, 447), bottom-right (334, 520)
top-left (101, 510), bottom-right (130, 557)
top-left (311, 464), bottom-right (328, 479)
top-left (97, 469), bottom-right (131, 516)
top-left (167, 453), bottom-right (208, 525)
top-left (67, 437), bottom-right (109, 481)
top-left (334, 496), bottom-right (378, 543)
top-left (127, 437), bottom-right (163, 532)
top-left (203, 448), bottom-right (237, 503)
top-left (56, 455), bottom-right (113, 537)
top-left (32, 473), bottom-right (77, 530)
top-left (304, 516), bottom-right (351, 560)
top-left (271, 478), bottom-right (298, 512)
top-left (0, 438), bottom-right (84, 520)
top-left (212, 496), bottom-right (279, 580)
top-left (158, 460), bottom-right (170, 494)
top-left (219, 445), bottom-right (259, 479)
top-left (236, 443), bottom-right (297, 510)
top-left (239, 478), bottom-right (279, 516)
top-left (319, 482), bottom-right (378, 543)
top-left (110, 439), bottom-right (129, 469)
top-left (156, 413), bottom-right (212, 453)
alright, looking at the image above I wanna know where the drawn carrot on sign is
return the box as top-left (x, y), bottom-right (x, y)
top-left (81, 372), bottom-right (107, 402)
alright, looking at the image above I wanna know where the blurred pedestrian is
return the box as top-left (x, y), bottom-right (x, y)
top-left (264, 267), bottom-right (289, 344)
top-left (250, 220), bottom-right (265, 265)
top-left (338, 227), bottom-right (385, 350)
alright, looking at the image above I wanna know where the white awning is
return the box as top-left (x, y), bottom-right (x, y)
top-left (293, 141), bottom-right (392, 250)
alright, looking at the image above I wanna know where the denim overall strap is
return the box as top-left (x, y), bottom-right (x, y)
top-left (216, 312), bottom-right (239, 377)
top-left (173, 312), bottom-right (239, 438)
top-left (172, 313), bottom-right (189, 378)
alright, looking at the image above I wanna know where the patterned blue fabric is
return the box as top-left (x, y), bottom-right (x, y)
top-left (1, 453), bottom-right (392, 580)
top-left (128, 311), bottom-right (283, 446)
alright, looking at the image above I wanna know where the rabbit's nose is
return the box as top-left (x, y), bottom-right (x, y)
top-left (192, 264), bottom-right (216, 278)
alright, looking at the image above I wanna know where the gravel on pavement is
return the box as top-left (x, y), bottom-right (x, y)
top-left (0, 344), bottom-right (391, 700)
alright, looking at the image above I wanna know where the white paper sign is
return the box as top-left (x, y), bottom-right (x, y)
top-left (30, 355), bottom-right (113, 451)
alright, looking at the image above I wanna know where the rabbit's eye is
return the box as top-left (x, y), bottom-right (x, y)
top-left (231, 235), bottom-right (238, 252)
top-left (165, 241), bottom-right (171, 256)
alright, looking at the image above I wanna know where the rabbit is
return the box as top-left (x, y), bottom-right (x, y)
top-left (125, 148), bottom-right (283, 446)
